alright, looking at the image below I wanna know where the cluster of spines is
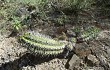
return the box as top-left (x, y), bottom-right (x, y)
top-left (20, 31), bottom-right (68, 56)
top-left (77, 26), bottom-right (101, 42)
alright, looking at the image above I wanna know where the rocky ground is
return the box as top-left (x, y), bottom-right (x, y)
top-left (0, 36), bottom-right (68, 70)
top-left (0, 29), bottom-right (110, 70)
top-left (0, 1), bottom-right (110, 70)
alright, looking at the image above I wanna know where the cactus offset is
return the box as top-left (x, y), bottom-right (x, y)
top-left (77, 26), bottom-right (101, 42)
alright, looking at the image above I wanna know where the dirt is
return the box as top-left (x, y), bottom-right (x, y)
top-left (0, 28), bottom-right (110, 70)
top-left (0, 1), bottom-right (110, 70)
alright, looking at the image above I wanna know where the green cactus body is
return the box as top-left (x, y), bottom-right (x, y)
top-left (20, 31), bottom-right (69, 56)
top-left (78, 26), bottom-right (101, 42)
top-left (31, 49), bottom-right (64, 56)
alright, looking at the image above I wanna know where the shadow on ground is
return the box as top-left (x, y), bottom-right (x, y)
top-left (0, 53), bottom-right (68, 70)
top-left (0, 51), bottom-right (72, 70)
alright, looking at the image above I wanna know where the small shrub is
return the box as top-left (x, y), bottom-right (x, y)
top-left (11, 16), bottom-right (22, 32)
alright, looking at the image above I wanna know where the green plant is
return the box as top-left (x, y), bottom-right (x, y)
top-left (77, 26), bottom-right (101, 42)
top-left (11, 16), bottom-right (22, 32)
top-left (20, 31), bottom-right (75, 56)
top-left (0, 8), bottom-right (8, 20)
top-left (62, 0), bottom-right (94, 10)
top-left (53, 13), bottom-right (70, 26)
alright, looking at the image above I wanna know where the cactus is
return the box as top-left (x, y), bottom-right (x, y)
top-left (20, 31), bottom-right (75, 56)
top-left (77, 26), bottom-right (101, 42)
top-left (19, 26), bottom-right (101, 56)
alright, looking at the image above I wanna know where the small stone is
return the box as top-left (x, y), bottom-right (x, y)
top-left (69, 54), bottom-right (80, 66)
top-left (74, 43), bottom-right (91, 58)
top-left (69, 54), bottom-right (80, 70)
top-left (99, 55), bottom-right (107, 65)
top-left (88, 69), bottom-right (94, 70)
top-left (86, 67), bottom-right (104, 70)
top-left (107, 49), bottom-right (110, 56)
top-left (87, 54), bottom-right (99, 65)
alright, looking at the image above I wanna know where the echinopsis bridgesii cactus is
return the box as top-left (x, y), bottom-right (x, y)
top-left (19, 31), bottom-right (76, 56)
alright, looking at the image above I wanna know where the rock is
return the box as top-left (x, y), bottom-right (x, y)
top-left (88, 69), bottom-right (94, 70)
top-left (69, 54), bottom-right (80, 66)
top-left (74, 43), bottom-right (91, 58)
top-left (0, 22), bottom-right (12, 37)
top-left (107, 49), bottom-right (110, 56)
top-left (98, 55), bottom-right (108, 69)
top-left (15, 6), bottom-right (29, 17)
top-left (99, 55), bottom-right (107, 64)
top-left (87, 54), bottom-right (99, 66)
top-left (85, 67), bottom-right (104, 70)
top-left (0, 37), bottom-right (27, 67)
top-left (69, 54), bottom-right (81, 70)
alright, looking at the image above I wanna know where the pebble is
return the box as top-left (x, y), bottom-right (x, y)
top-left (107, 49), bottom-right (110, 56)
top-left (69, 54), bottom-right (80, 70)
top-left (87, 54), bottom-right (99, 65)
